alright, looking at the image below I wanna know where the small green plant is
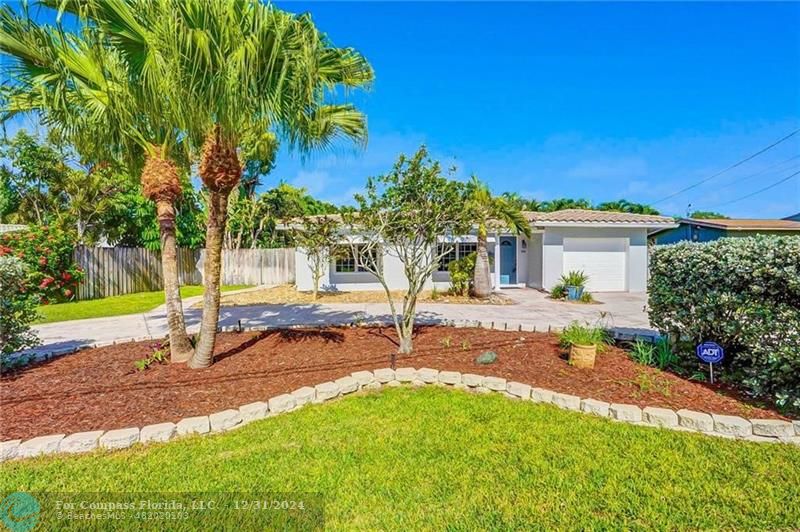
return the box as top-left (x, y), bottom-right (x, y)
top-left (654, 337), bottom-right (677, 370)
top-left (628, 337), bottom-right (677, 370)
top-left (430, 286), bottom-right (441, 301)
top-left (351, 312), bottom-right (366, 327)
top-left (550, 283), bottom-right (567, 299)
top-left (440, 336), bottom-right (452, 348)
top-left (629, 339), bottom-right (655, 366)
top-left (631, 370), bottom-right (673, 398)
top-left (689, 371), bottom-right (708, 382)
top-left (560, 270), bottom-right (588, 288)
top-left (578, 292), bottom-right (594, 304)
top-left (448, 252), bottom-right (476, 296)
top-left (558, 321), bottom-right (610, 351)
top-left (461, 339), bottom-right (471, 351)
top-left (134, 342), bottom-right (169, 371)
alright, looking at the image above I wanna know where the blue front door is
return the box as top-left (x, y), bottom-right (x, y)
top-left (500, 237), bottom-right (516, 285)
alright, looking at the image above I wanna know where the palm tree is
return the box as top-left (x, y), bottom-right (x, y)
top-left (500, 192), bottom-right (544, 212)
top-left (184, 6), bottom-right (373, 368)
top-left (595, 199), bottom-right (660, 215)
top-left (465, 177), bottom-right (531, 299)
top-left (0, 5), bottom-right (196, 361)
top-left (65, 0), bottom-right (372, 367)
top-left (540, 198), bottom-right (592, 212)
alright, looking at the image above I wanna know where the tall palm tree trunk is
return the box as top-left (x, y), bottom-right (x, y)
top-left (156, 200), bottom-right (194, 362)
top-left (188, 190), bottom-right (228, 368)
top-left (141, 148), bottom-right (193, 362)
top-left (188, 126), bottom-right (242, 369)
top-left (473, 224), bottom-right (492, 298)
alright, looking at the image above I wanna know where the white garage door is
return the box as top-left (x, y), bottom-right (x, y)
top-left (562, 237), bottom-right (627, 292)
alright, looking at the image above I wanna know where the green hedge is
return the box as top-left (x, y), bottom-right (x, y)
top-left (0, 255), bottom-right (40, 366)
top-left (648, 236), bottom-right (800, 413)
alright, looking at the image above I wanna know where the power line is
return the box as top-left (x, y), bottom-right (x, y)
top-left (652, 128), bottom-right (800, 205)
top-left (715, 154), bottom-right (800, 191)
top-left (707, 168), bottom-right (800, 209)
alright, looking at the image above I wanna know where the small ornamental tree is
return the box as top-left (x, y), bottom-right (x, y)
top-left (293, 215), bottom-right (341, 300)
top-left (344, 146), bottom-right (471, 356)
top-left (0, 226), bottom-right (83, 303)
top-left (0, 255), bottom-right (40, 366)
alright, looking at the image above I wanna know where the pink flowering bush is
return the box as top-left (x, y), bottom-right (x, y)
top-left (0, 226), bottom-right (83, 303)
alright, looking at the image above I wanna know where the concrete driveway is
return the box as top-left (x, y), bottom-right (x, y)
top-left (28, 288), bottom-right (652, 356)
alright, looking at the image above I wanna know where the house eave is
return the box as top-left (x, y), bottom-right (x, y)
top-left (533, 221), bottom-right (679, 230)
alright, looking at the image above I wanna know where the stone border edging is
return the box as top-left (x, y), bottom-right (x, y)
top-left (2, 366), bottom-right (799, 462)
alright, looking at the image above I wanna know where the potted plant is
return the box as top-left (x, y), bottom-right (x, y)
top-left (559, 321), bottom-right (610, 369)
top-left (560, 270), bottom-right (588, 301)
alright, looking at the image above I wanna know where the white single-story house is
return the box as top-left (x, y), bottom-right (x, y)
top-left (295, 209), bottom-right (677, 293)
top-left (0, 223), bottom-right (27, 234)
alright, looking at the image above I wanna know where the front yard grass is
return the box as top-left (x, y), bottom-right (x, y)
top-left (35, 285), bottom-right (250, 324)
top-left (2, 386), bottom-right (798, 529)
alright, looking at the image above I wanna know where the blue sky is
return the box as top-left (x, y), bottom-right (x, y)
top-left (5, 1), bottom-right (800, 217)
top-left (273, 1), bottom-right (800, 218)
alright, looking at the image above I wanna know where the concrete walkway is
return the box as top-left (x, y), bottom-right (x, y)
top-left (29, 288), bottom-right (653, 355)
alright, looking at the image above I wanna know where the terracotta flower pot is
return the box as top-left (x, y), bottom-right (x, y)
top-left (569, 343), bottom-right (597, 369)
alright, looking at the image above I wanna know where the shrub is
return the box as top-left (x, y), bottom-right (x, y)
top-left (448, 251), bottom-right (476, 296)
top-left (629, 339), bottom-right (655, 366)
top-left (628, 337), bottom-right (677, 370)
top-left (550, 282), bottom-right (567, 299)
top-left (0, 256), bottom-right (40, 369)
top-left (558, 321), bottom-right (610, 351)
top-left (561, 270), bottom-right (588, 287)
top-left (0, 225), bottom-right (83, 303)
top-left (649, 236), bottom-right (800, 412)
top-left (653, 338), bottom-right (678, 370)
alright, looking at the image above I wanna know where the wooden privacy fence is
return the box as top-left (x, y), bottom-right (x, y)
top-left (200, 247), bottom-right (295, 287)
top-left (74, 246), bottom-right (295, 300)
top-left (73, 246), bottom-right (201, 300)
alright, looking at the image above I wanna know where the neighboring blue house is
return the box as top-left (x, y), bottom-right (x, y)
top-left (650, 217), bottom-right (800, 245)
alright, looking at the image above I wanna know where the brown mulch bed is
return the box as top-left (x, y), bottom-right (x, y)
top-left (0, 327), bottom-right (784, 441)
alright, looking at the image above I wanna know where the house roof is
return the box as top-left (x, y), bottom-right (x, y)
top-left (522, 209), bottom-right (676, 226)
top-left (281, 209), bottom-right (678, 230)
top-left (681, 218), bottom-right (800, 231)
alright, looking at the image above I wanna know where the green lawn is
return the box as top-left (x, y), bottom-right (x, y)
top-left (2, 387), bottom-right (799, 529)
top-left (35, 285), bottom-right (250, 324)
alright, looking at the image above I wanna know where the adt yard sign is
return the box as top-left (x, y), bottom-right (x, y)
top-left (696, 341), bottom-right (724, 383)
top-left (696, 342), bottom-right (724, 364)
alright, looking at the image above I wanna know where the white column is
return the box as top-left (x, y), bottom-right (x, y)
top-left (494, 231), bottom-right (501, 290)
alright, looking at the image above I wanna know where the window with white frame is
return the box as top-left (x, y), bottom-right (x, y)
top-left (437, 242), bottom-right (478, 272)
top-left (334, 245), bottom-right (377, 273)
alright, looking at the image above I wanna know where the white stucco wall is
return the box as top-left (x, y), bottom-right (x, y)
top-left (516, 236), bottom-right (529, 286)
top-left (296, 247), bottom-right (436, 292)
top-left (526, 233), bottom-right (543, 288)
top-left (541, 226), bottom-right (649, 292)
top-left (296, 227), bottom-right (649, 293)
